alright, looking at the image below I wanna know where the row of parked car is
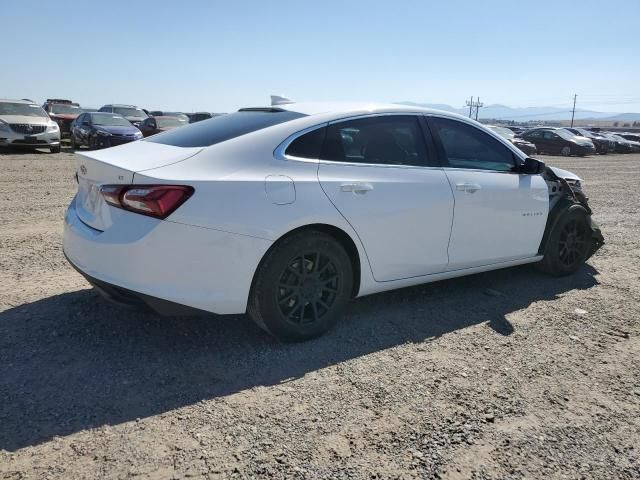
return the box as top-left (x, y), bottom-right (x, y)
top-left (489, 124), bottom-right (640, 156)
top-left (0, 97), bottom-right (222, 153)
top-left (2, 97), bottom-right (639, 155)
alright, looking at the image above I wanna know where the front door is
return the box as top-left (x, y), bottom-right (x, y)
top-left (428, 116), bottom-right (549, 270)
top-left (316, 115), bottom-right (454, 281)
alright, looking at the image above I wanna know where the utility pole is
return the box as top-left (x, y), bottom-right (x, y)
top-left (475, 97), bottom-right (483, 121)
top-left (570, 94), bottom-right (577, 127)
top-left (466, 96), bottom-right (484, 120)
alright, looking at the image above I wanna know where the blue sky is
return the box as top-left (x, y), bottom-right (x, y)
top-left (3, 0), bottom-right (639, 113)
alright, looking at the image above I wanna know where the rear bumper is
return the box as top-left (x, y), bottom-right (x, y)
top-left (65, 252), bottom-right (209, 315)
top-left (63, 196), bottom-right (272, 314)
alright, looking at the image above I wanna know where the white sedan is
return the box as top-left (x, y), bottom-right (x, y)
top-left (63, 100), bottom-right (603, 341)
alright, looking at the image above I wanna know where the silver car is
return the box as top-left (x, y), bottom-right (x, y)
top-left (0, 99), bottom-right (61, 153)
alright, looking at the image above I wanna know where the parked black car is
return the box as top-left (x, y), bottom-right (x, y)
top-left (564, 127), bottom-right (611, 154)
top-left (618, 133), bottom-right (640, 143)
top-left (602, 133), bottom-right (640, 153)
top-left (488, 125), bottom-right (537, 155)
top-left (519, 128), bottom-right (596, 156)
top-left (70, 112), bottom-right (143, 150)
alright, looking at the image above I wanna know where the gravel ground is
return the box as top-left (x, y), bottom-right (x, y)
top-left (0, 147), bottom-right (638, 480)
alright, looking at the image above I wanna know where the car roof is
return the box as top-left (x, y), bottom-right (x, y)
top-left (240, 101), bottom-right (476, 125)
top-left (102, 104), bottom-right (140, 108)
top-left (277, 101), bottom-right (453, 116)
top-left (88, 112), bottom-right (125, 116)
top-left (0, 98), bottom-right (38, 105)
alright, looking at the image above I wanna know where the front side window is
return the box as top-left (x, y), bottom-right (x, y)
top-left (431, 117), bottom-right (516, 172)
top-left (320, 115), bottom-right (429, 167)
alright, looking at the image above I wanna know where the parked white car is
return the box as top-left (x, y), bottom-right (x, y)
top-left (0, 99), bottom-right (61, 153)
top-left (63, 101), bottom-right (603, 341)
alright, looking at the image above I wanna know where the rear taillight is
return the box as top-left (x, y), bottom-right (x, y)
top-left (100, 185), bottom-right (194, 219)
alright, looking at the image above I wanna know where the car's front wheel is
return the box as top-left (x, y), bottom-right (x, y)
top-left (537, 204), bottom-right (593, 276)
top-left (50, 145), bottom-right (61, 154)
top-left (248, 231), bottom-right (354, 342)
top-left (70, 135), bottom-right (78, 150)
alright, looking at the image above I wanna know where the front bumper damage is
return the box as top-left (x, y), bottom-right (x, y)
top-left (541, 167), bottom-right (604, 260)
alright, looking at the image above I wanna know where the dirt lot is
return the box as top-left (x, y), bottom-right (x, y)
top-left (0, 148), bottom-right (638, 480)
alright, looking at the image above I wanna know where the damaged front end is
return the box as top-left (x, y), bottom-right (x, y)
top-left (541, 167), bottom-right (604, 260)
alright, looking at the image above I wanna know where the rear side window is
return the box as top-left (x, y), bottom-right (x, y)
top-left (431, 117), bottom-right (516, 172)
top-left (285, 126), bottom-right (326, 159)
top-left (147, 110), bottom-right (306, 147)
top-left (320, 115), bottom-right (430, 167)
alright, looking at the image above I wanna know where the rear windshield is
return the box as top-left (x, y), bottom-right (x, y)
top-left (146, 110), bottom-right (306, 147)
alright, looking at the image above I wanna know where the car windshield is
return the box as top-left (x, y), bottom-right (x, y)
top-left (555, 129), bottom-right (577, 140)
top-left (50, 104), bottom-right (81, 115)
top-left (157, 117), bottom-right (187, 128)
top-left (91, 114), bottom-right (131, 127)
top-left (0, 102), bottom-right (47, 117)
top-left (113, 107), bottom-right (147, 118)
top-left (489, 126), bottom-right (514, 139)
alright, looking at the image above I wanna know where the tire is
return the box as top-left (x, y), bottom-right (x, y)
top-left (537, 204), bottom-right (592, 276)
top-left (50, 145), bottom-right (61, 154)
top-left (248, 231), bottom-right (354, 342)
top-left (87, 136), bottom-right (96, 150)
top-left (70, 135), bottom-right (78, 150)
top-left (561, 146), bottom-right (571, 156)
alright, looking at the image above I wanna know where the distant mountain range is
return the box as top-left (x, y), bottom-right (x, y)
top-left (396, 102), bottom-right (640, 122)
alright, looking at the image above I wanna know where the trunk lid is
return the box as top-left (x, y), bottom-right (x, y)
top-left (74, 141), bottom-right (202, 231)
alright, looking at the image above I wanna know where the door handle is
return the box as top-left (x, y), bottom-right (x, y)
top-left (341, 182), bottom-right (373, 195)
top-left (455, 183), bottom-right (481, 193)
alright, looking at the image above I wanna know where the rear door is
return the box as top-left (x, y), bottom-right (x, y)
top-left (427, 116), bottom-right (548, 270)
top-left (316, 114), bottom-right (454, 281)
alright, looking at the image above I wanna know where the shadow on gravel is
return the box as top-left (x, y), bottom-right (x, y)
top-left (0, 263), bottom-right (598, 450)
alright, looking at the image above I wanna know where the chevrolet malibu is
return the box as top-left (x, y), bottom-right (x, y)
top-left (63, 101), bottom-right (604, 341)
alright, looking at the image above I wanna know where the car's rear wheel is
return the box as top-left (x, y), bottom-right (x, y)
top-left (248, 231), bottom-right (353, 342)
top-left (561, 146), bottom-right (571, 156)
top-left (537, 204), bottom-right (592, 276)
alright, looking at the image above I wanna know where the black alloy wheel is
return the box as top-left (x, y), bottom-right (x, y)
top-left (557, 218), bottom-right (590, 268)
top-left (277, 252), bottom-right (340, 325)
top-left (537, 204), bottom-right (593, 276)
top-left (248, 231), bottom-right (353, 342)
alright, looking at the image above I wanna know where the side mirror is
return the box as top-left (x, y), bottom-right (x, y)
top-left (521, 157), bottom-right (545, 175)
